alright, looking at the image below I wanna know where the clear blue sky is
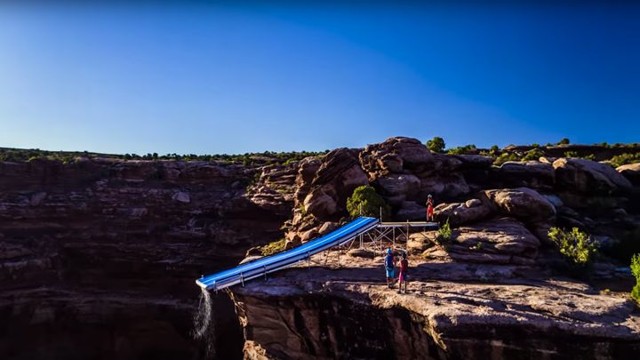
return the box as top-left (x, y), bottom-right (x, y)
top-left (1, 2), bottom-right (638, 155)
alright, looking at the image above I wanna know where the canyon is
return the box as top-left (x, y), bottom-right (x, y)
top-left (1, 137), bottom-right (640, 359)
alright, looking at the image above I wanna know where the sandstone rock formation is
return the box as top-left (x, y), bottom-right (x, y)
top-left (484, 187), bottom-right (556, 222)
top-left (232, 251), bottom-right (640, 360)
top-left (617, 162), bottom-right (640, 186)
top-left (553, 157), bottom-right (633, 194)
top-left (0, 157), bottom-right (292, 359)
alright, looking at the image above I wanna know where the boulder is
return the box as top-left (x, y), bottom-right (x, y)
top-left (419, 173), bottom-right (471, 200)
top-left (494, 161), bottom-right (555, 190)
top-left (485, 187), bottom-right (555, 222)
top-left (553, 158), bottom-right (632, 194)
top-left (172, 191), bottom-right (191, 203)
top-left (359, 137), bottom-right (435, 176)
top-left (451, 218), bottom-right (541, 264)
top-left (617, 163), bottom-right (640, 186)
top-left (303, 187), bottom-right (337, 218)
top-left (294, 157), bottom-right (322, 203)
top-left (450, 154), bottom-right (494, 170)
top-left (376, 174), bottom-right (421, 197)
top-left (433, 196), bottom-right (494, 226)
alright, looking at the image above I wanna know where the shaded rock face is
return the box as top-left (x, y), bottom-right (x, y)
top-left (485, 187), bottom-right (556, 222)
top-left (234, 293), bottom-right (442, 360)
top-left (285, 148), bottom-right (368, 245)
top-left (433, 196), bottom-right (494, 226)
top-left (492, 161), bottom-right (555, 190)
top-left (0, 158), bottom-right (293, 360)
top-left (447, 218), bottom-right (541, 265)
top-left (553, 158), bottom-right (632, 194)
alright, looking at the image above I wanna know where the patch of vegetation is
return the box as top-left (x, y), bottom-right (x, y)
top-left (426, 136), bottom-right (446, 153)
top-left (346, 185), bottom-right (390, 219)
top-left (493, 152), bottom-right (521, 166)
top-left (436, 218), bottom-right (452, 247)
top-left (631, 254), bottom-right (640, 303)
top-left (548, 227), bottom-right (598, 268)
top-left (260, 238), bottom-right (287, 256)
top-left (0, 147), bottom-right (328, 167)
top-left (564, 151), bottom-right (579, 158)
top-left (610, 153), bottom-right (640, 168)
top-left (558, 138), bottom-right (571, 145)
top-left (522, 148), bottom-right (545, 161)
top-left (447, 144), bottom-right (477, 155)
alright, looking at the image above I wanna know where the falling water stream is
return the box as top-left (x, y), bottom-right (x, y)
top-left (192, 287), bottom-right (216, 358)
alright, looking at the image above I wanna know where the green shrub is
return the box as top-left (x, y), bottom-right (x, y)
top-left (631, 254), bottom-right (640, 303)
top-left (564, 151), bottom-right (579, 158)
top-left (346, 185), bottom-right (390, 219)
top-left (548, 227), bottom-right (598, 268)
top-left (558, 138), bottom-right (571, 145)
top-left (522, 148), bottom-right (545, 161)
top-left (447, 144), bottom-right (477, 155)
top-left (493, 152), bottom-right (521, 166)
top-left (426, 136), bottom-right (446, 153)
top-left (260, 238), bottom-right (287, 256)
top-left (436, 218), bottom-right (452, 246)
top-left (610, 153), bottom-right (640, 168)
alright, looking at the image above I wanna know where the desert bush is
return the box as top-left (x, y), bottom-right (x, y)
top-left (522, 148), bottom-right (545, 161)
top-left (447, 144), bottom-right (477, 155)
top-left (610, 153), bottom-right (640, 168)
top-left (631, 254), bottom-right (640, 303)
top-left (260, 238), bottom-right (287, 256)
top-left (493, 152), bottom-right (521, 166)
top-left (558, 138), bottom-right (571, 145)
top-left (548, 227), bottom-right (598, 268)
top-left (436, 218), bottom-right (452, 246)
top-left (346, 185), bottom-right (390, 219)
top-left (426, 136), bottom-right (446, 153)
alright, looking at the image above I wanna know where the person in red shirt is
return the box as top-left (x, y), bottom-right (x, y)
top-left (426, 194), bottom-right (434, 221)
top-left (397, 251), bottom-right (409, 294)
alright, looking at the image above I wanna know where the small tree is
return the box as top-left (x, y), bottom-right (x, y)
top-left (558, 138), bottom-right (571, 145)
top-left (631, 254), bottom-right (640, 303)
top-left (346, 185), bottom-right (390, 219)
top-left (548, 227), bottom-right (597, 268)
top-left (436, 218), bottom-right (452, 246)
top-left (426, 136), bottom-right (446, 153)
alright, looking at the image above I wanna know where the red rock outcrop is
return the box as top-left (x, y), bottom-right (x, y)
top-left (232, 251), bottom-right (640, 360)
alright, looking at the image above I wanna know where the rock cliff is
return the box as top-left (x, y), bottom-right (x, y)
top-left (2, 137), bottom-right (640, 360)
top-left (0, 157), bottom-right (294, 359)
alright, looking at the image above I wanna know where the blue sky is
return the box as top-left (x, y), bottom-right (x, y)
top-left (0, 2), bottom-right (638, 155)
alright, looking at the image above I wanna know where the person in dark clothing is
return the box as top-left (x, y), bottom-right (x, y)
top-left (398, 251), bottom-right (409, 294)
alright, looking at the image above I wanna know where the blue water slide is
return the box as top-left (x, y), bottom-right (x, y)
top-left (195, 216), bottom-right (379, 291)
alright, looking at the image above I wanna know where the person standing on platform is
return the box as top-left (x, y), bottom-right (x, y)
top-left (398, 251), bottom-right (409, 294)
top-left (384, 248), bottom-right (396, 288)
top-left (426, 194), bottom-right (434, 221)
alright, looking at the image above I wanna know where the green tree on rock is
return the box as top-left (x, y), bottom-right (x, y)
top-left (558, 138), bottom-right (571, 145)
top-left (426, 136), bottom-right (446, 153)
top-left (346, 185), bottom-right (390, 219)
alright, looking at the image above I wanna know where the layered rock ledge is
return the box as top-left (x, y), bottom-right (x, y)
top-left (232, 250), bottom-right (640, 360)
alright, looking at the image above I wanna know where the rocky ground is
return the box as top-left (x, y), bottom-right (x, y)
top-left (234, 243), bottom-right (640, 360)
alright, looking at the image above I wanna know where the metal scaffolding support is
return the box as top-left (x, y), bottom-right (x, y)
top-left (359, 221), bottom-right (439, 252)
